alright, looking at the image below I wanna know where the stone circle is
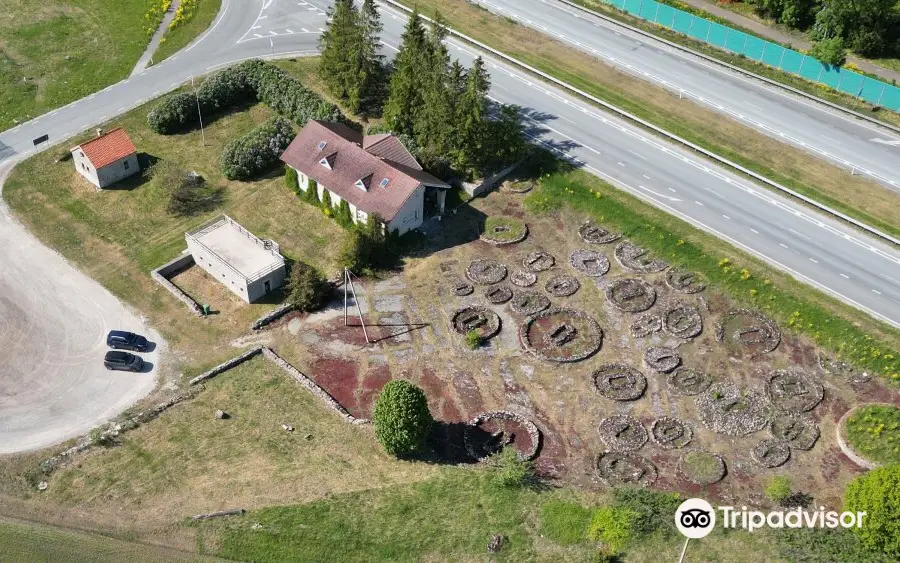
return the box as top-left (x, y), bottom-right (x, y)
top-left (510, 269), bottom-right (537, 287)
top-left (479, 217), bottom-right (528, 245)
top-left (599, 415), bottom-right (648, 451)
top-left (466, 259), bottom-right (508, 285)
top-left (651, 417), bottom-right (693, 449)
top-left (578, 222), bottom-right (621, 245)
top-left (630, 314), bottom-right (662, 338)
top-left (606, 278), bottom-right (657, 313)
top-left (592, 364), bottom-right (648, 401)
top-left (450, 279), bottom-right (474, 296)
top-left (770, 415), bottom-right (820, 451)
top-left (520, 308), bottom-right (603, 363)
top-left (666, 269), bottom-right (707, 294)
top-left (751, 439), bottom-right (791, 468)
top-left (464, 411), bottom-right (541, 462)
top-left (523, 251), bottom-right (555, 272)
top-left (663, 302), bottom-right (703, 339)
top-left (715, 309), bottom-right (781, 354)
top-left (667, 367), bottom-right (713, 396)
top-left (596, 451), bottom-right (658, 487)
top-left (765, 370), bottom-right (824, 413)
top-left (504, 180), bottom-right (534, 194)
top-left (697, 382), bottom-right (770, 436)
top-left (614, 241), bottom-right (669, 273)
top-left (545, 274), bottom-right (580, 297)
top-left (569, 249), bottom-right (610, 277)
top-left (510, 290), bottom-right (551, 316)
top-left (484, 284), bottom-right (513, 305)
top-left (644, 347), bottom-right (682, 373)
top-left (451, 306), bottom-right (501, 340)
top-left (678, 450), bottom-right (727, 485)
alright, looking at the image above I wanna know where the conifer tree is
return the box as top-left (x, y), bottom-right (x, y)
top-left (414, 16), bottom-right (454, 166)
top-left (453, 56), bottom-right (491, 174)
top-left (318, 0), bottom-right (358, 102)
top-left (358, 0), bottom-right (385, 111)
top-left (383, 10), bottom-right (429, 135)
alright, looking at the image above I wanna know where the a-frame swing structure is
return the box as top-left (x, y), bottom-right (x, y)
top-left (343, 268), bottom-right (370, 344)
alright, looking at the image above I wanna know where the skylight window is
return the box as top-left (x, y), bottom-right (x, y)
top-left (379, 178), bottom-right (390, 188)
top-left (355, 179), bottom-right (368, 191)
top-left (317, 141), bottom-right (327, 151)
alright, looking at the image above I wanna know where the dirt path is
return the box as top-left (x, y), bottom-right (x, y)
top-left (679, 0), bottom-right (900, 84)
top-left (0, 162), bottom-right (163, 454)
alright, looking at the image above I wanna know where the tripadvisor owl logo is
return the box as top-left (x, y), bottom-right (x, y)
top-left (675, 498), bottom-right (716, 539)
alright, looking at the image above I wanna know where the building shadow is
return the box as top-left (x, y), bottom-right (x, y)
top-left (103, 152), bottom-right (159, 191)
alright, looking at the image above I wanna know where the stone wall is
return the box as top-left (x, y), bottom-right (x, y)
top-left (188, 346), bottom-right (264, 385)
top-left (462, 161), bottom-right (522, 197)
top-left (151, 252), bottom-right (203, 316)
top-left (251, 303), bottom-right (297, 331)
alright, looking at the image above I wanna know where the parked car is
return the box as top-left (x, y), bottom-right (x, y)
top-left (106, 330), bottom-right (148, 352)
top-left (104, 351), bottom-right (144, 372)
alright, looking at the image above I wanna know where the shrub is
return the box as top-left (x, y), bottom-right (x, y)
top-left (843, 464), bottom-right (900, 558)
top-left (776, 527), bottom-right (881, 562)
top-left (610, 487), bottom-right (681, 536)
top-left (465, 329), bottom-right (482, 349)
top-left (220, 116), bottom-right (295, 180)
top-left (809, 37), bottom-right (847, 66)
top-left (766, 476), bottom-right (793, 505)
top-left (540, 500), bottom-right (593, 545)
top-left (372, 380), bottom-right (433, 456)
top-left (488, 446), bottom-right (534, 488)
top-left (243, 59), bottom-right (345, 125)
top-left (285, 166), bottom-right (299, 193)
top-left (147, 92), bottom-right (198, 134)
top-left (148, 160), bottom-right (221, 216)
top-left (196, 63), bottom-right (256, 113)
top-left (336, 199), bottom-right (354, 228)
top-left (587, 506), bottom-right (635, 554)
top-left (338, 214), bottom-right (394, 273)
top-left (286, 261), bottom-right (330, 312)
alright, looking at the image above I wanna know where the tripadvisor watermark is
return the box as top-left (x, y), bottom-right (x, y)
top-left (675, 498), bottom-right (866, 538)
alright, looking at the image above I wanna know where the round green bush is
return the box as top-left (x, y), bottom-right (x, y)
top-left (844, 464), bottom-right (900, 558)
top-left (846, 405), bottom-right (900, 465)
top-left (372, 380), bottom-right (433, 456)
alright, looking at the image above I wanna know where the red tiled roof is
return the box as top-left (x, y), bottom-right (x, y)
top-left (73, 128), bottom-right (136, 169)
top-left (280, 121), bottom-right (449, 222)
top-left (363, 134), bottom-right (422, 170)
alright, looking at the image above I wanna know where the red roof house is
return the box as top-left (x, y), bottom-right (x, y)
top-left (70, 128), bottom-right (139, 189)
top-left (280, 121), bottom-right (450, 235)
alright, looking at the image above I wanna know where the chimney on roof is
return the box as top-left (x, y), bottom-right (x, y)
top-left (95, 128), bottom-right (103, 138)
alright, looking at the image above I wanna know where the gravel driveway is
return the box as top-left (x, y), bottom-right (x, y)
top-left (0, 163), bottom-right (162, 454)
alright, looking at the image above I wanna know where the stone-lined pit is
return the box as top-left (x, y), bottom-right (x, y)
top-left (451, 306), bottom-right (502, 341)
top-left (697, 382), bottom-right (770, 436)
top-left (592, 364), bottom-right (648, 401)
top-left (569, 249), bottom-right (610, 277)
top-left (464, 411), bottom-right (541, 461)
top-left (666, 269), bottom-right (707, 294)
top-left (651, 417), bottom-right (693, 449)
top-left (715, 309), bottom-right (781, 354)
top-left (510, 290), bottom-right (551, 316)
top-left (466, 259), bottom-right (508, 285)
top-left (599, 414), bottom-right (648, 451)
top-left (523, 251), bottom-right (555, 272)
top-left (644, 347), bottom-right (682, 373)
top-left (545, 274), bottom-right (580, 297)
top-left (597, 451), bottom-right (658, 487)
top-left (667, 367), bottom-right (713, 396)
top-left (614, 241), bottom-right (668, 273)
top-left (520, 308), bottom-right (603, 363)
top-left (678, 450), bottom-right (727, 485)
top-left (606, 278), bottom-right (657, 313)
top-left (578, 222), bottom-right (621, 245)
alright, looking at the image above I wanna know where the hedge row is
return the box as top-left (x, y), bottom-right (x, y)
top-left (148, 59), bottom-right (344, 134)
top-left (221, 116), bottom-right (295, 180)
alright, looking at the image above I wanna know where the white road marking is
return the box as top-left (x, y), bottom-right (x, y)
top-left (722, 214), bottom-right (730, 220)
top-left (694, 200), bottom-right (704, 206)
top-left (871, 137), bottom-right (900, 147)
top-left (809, 258), bottom-right (818, 263)
top-left (639, 185), bottom-right (681, 202)
top-left (668, 187), bottom-right (676, 193)
top-left (840, 273), bottom-right (850, 279)
top-left (642, 174), bottom-right (650, 179)
top-left (301, 27), bottom-right (309, 32)
top-left (872, 289), bottom-right (883, 295)
top-left (617, 161), bottom-right (625, 167)
top-left (258, 15), bottom-right (268, 20)
top-left (779, 243), bottom-right (789, 249)
top-left (788, 228), bottom-right (811, 241)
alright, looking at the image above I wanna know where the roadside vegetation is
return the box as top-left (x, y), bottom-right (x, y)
top-left (395, 0), bottom-right (900, 242)
top-left (0, 0), bottom-right (165, 132)
top-left (845, 405), bottom-right (900, 465)
top-left (571, 0), bottom-right (900, 128)
top-left (153, 0), bottom-right (223, 63)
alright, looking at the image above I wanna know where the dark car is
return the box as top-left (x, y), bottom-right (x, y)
top-left (104, 351), bottom-right (144, 372)
top-left (106, 330), bottom-right (148, 352)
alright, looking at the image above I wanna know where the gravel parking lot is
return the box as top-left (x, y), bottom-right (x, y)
top-left (0, 164), bottom-right (161, 454)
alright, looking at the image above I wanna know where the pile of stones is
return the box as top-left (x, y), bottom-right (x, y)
top-left (592, 364), bottom-right (648, 401)
top-left (715, 309), bottom-right (781, 354)
top-left (606, 278), bottom-right (657, 313)
top-left (651, 417), bottom-right (693, 449)
top-left (597, 451), bottom-right (658, 487)
top-left (599, 415), bottom-right (648, 451)
top-left (696, 381), bottom-right (769, 436)
top-left (614, 241), bottom-right (668, 273)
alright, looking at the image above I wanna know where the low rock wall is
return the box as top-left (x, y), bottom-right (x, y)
top-left (151, 252), bottom-right (203, 316)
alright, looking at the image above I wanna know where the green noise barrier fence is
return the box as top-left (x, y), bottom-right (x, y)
top-left (602, 0), bottom-right (900, 111)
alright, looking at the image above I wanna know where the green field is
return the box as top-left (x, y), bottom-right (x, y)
top-left (153, 0), bottom-right (223, 64)
top-left (846, 405), bottom-right (900, 465)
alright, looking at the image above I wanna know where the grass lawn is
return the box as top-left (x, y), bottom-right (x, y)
top-left (2, 59), bottom-right (349, 370)
top-left (399, 0), bottom-right (900, 244)
top-left (845, 405), bottom-right (900, 465)
top-left (153, 0), bottom-right (223, 64)
top-left (483, 215), bottom-right (527, 242)
top-left (0, 0), bottom-right (164, 131)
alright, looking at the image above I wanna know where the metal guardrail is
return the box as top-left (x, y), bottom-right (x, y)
top-left (378, 0), bottom-right (900, 248)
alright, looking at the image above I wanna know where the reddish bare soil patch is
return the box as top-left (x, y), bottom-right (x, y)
top-left (419, 368), bottom-right (466, 422)
top-left (317, 316), bottom-right (372, 347)
top-left (356, 365), bottom-right (392, 418)
top-left (310, 357), bottom-right (361, 415)
top-left (451, 371), bottom-right (484, 417)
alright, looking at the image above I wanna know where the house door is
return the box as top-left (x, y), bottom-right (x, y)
top-left (264, 280), bottom-right (271, 293)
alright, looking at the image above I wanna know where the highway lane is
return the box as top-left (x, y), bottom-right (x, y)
top-left (2, 0), bottom-right (900, 331)
top-left (470, 0), bottom-right (900, 192)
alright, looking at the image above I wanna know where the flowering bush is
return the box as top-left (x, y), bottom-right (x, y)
top-left (169, 0), bottom-right (199, 32)
top-left (144, 0), bottom-right (172, 38)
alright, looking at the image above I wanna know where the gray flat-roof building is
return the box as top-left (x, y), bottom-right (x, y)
top-left (186, 215), bottom-right (286, 303)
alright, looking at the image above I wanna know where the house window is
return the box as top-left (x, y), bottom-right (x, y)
top-left (317, 141), bottom-right (327, 151)
top-left (123, 160), bottom-right (129, 170)
top-left (379, 178), bottom-right (390, 188)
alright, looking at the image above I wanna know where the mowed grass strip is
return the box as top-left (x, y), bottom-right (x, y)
top-left (0, 0), bottom-right (163, 131)
top-left (399, 0), bottom-right (900, 240)
top-left (0, 517), bottom-right (211, 563)
top-left (524, 161), bottom-right (900, 378)
top-left (152, 0), bottom-right (223, 64)
top-left (845, 405), bottom-right (900, 465)
top-left (2, 59), bottom-right (348, 365)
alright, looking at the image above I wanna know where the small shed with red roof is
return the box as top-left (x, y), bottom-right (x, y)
top-left (70, 127), bottom-right (139, 189)
top-left (280, 120), bottom-right (450, 235)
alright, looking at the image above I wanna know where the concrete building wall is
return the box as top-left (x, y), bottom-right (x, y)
top-left (388, 184), bottom-right (425, 235)
top-left (186, 237), bottom-right (252, 303)
top-left (246, 265), bottom-right (287, 303)
top-left (71, 149), bottom-right (100, 187)
top-left (96, 154), bottom-right (139, 188)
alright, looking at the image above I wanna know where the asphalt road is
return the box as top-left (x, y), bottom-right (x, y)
top-left (472, 0), bottom-right (900, 191)
top-left (1, 0), bottom-right (900, 454)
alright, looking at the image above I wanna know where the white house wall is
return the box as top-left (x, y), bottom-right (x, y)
top-left (388, 184), bottom-right (424, 235)
top-left (71, 149), bottom-right (101, 187)
top-left (96, 154), bottom-right (139, 188)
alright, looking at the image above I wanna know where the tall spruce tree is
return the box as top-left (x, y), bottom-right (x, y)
top-left (383, 9), bottom-right (429, 135)
top-left (358, 0), bottom-right (385, 111)
top-left (318, 0), bottom-right (359, 102)
top-left (453, 56), bottom-right (491, 175)
top-left (414, 17), bottom-right (454, 168)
